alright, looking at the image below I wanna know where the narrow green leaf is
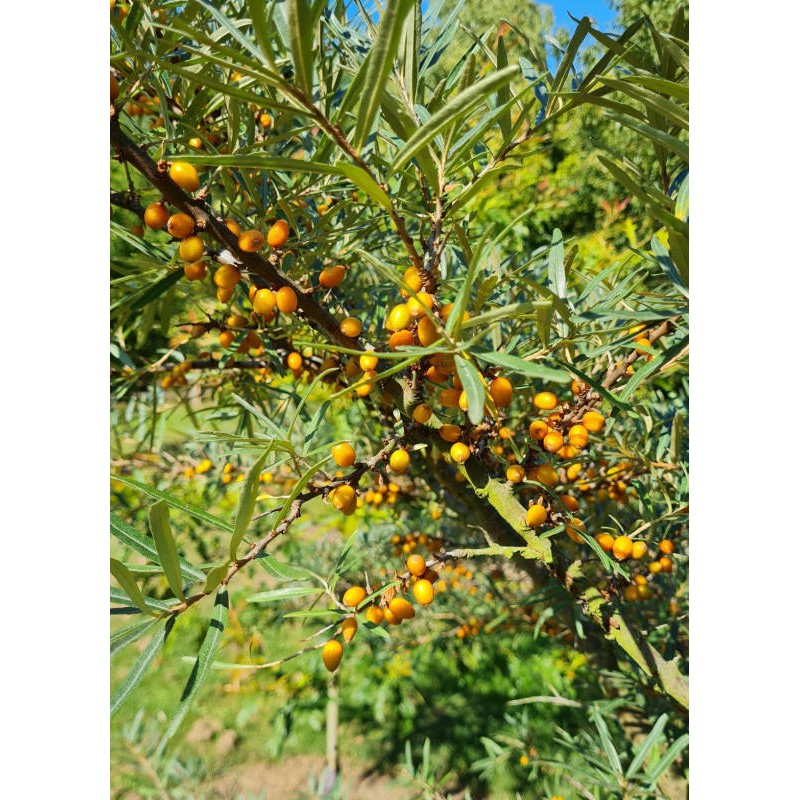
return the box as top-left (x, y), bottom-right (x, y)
top-left (247, 586), bottom-right (319, 603)
top-left (110, 587), bottom-right (179, 614)
top-left (149, 501), bottom-right (186, 601)
top-left (158, 590), bottom-right (229, 755)
top-left (619, 334), bottom-right (688, 402)
top-left (111, 617), bottom-right (175, 716)
top-left (392, 65), bottom-right (519, 170)
top-left (247, 0), bottom-right (279, 71)
top-left (257, 554), bottom-right (315, 582)
top-left (550, 358), bottom-right (634, 411)
top-left (110, 558), bottom-right (153, 616)
top-left (646, 733), bottom-right (688, 783)
top-left (496, 36), bottom-right (511, 141)
top-left (286, 0), bottom-right (317, 98)
top-left (112, 476), bottom-right (234, 533)
top-left (547, 228), bottom-right (566, 297)
top-left (455, 355), bottom-right (486, 425)
top-left (627, 714), bottom-right (668, 778)
top-left (675, 172), bottom-right (689, 221)
top-left (352, 0), bottom-right (416, 151)
top-left (651, 233), bottom-right (688, 291)
top-left (608, 113), bottom-right (689, 161)
top-left (546, 17), bottom-right (592, 116)
top-left (591, 707), bottom-right (623, 776)
top-left (230, 448), bottom-right (272, 561)
top-left (473, 351), bottom-right (571, 383)
top-left (401, 0), bottom-right (421, 105)
top-left (111, 618), bottom-right (159, 657)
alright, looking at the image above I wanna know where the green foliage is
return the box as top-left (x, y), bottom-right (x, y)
top-left (111, 0), bottom-right (689, 796)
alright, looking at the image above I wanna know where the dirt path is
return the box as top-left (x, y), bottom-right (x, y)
top-left (209, 754), bottom-right (413, 800)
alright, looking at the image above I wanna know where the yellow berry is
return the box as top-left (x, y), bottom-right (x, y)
top-left (450, 442), bottom-right (470, 464)
top-left (533, 391), bottom-right (558, 410)
top-left (525, 504), bottom-right (547, 527)
top-left (389, 450), bottom-right (410, 474)
top-left (238, 229), bottom-right (265, 252)
top-left (322, 639), bottom-right (343, 672)
top-left (388, 596), bottom-right (415, 620)
top-left (406, 554), bottom-right (426, 577)
top-left (412, 579), bottom-right (434, 606)
top-left (169, 161), bottom-right (200, 192)
top-left (341, 617), bottom-right (357, 643)
top-left (342, 586), bottom-right (366, 608)
top-left (267, 219), bottom-right (290, 248)
top-left (331, 443), bottom-right (356, 468)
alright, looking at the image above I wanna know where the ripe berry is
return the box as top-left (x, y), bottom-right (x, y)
top-left (224, 219), bottom-right (241, 237)
top-left (412, 404), bottom-right (433, 424)
top-left (267, 219), bottom-right (290, 248)
top-left (183, 261), bottom-right (207, 281)
top-left (322, 640), bottom-right (343, 672)
top-left (659, 556), bottom-right (673, 573)
top-left (450, 442), bottom-right (470, 464)
top-left (388, 596), bottom-right (415, 620)
top-left (386, 304), bottom-right (412, 331)
top-left (595, 532), bottom-right (614, 552)
top-left (567, 424), bottom-right (589, 449)
top-left (342, 586), bottom-right (367, 608)
top-left (179, 235), bottom-right (204, 261)
top-left (489, 377), bottom-right (513, 408)
top-left (364, 606), bottom-right (384, 625)
top-left (169, 161), bottom-right (200, 192)
top-left (144, 202), bottom-right (169, 230)
top-left (566, 518), bottom-right (585, 543)
top-left (406, 294), bottom-right (435, 319)
top-left (416, 316), bottom-right (440, 346)
top-left (389, 450), bottom-right (410, 474)
top-left (542, 431), bottom-right (564, 453)
top-left (259, 112), bottom-right (272, 128)
top-left (276, 286), bottom-right (298, 313)
top-left (648, 560), bottom-right (662, 574)
top-left (560, 494), bottom-right (579, 512)
top-left (219, 330), bottom-right (235, 349)
top-left (330, 485), bottom-right (357, 515)
top-left (286, 352), bottom-right (303, 371)
top-left (407, 554), bottom-right (426, 576)
top-left (582, 410), bottom-right (605, 432)
top-left (400, 267), bottom-right (424, 297)
top-left (213, 264), bottom-right (241, 289)
top-left (612, 535), bottom-right (633, 560)
top-left (529, 420), bottom-right (549, 440)
top-left (216, 286), bottom-right (234, 303)
top-left (384, 606), bottom-right (402, 625)
top-left (658, 539), bottom-right (674, 555)
top-left (389, 330), bottom-right (414, 349)
top-left (359, 353), bottom-right (378, 372)
top-left (525, 504), bottom-right (547, 527)
top-left (631, 541), bottom-right (649, 560)
top-left (238, 230), bottom-right (265, 252)
top-left (340, 317), bottom-right (362, 338)
top-left (412, 579), bottom-right (434, 606)
top-left (331, 443), bottom-right (356, 468)
top-left (319, 264), bottom-right (346, 288)
top-left (534, 464), bottom-right (559, 488)
top-left (341, 617), bottom-right (357, 643)
top-left (167, 212), bottom-right (195, 238)
top-left (533, 391), bottom-right (558, 410)
top-left (506, 465), bottom-right (525, 483)
top-left (253, 288), bottom-right (276, 315)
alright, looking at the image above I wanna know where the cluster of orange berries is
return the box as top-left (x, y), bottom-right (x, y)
top-left (160, 359), bottom-right (193, 390)
top-left (390, 532), bottom-right (445, 558)
top-left (321, 554), bottom-right (441, 671)
top-left (618, 538), bottom-right (679, 602)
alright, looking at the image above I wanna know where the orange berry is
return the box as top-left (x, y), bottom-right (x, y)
top-left (364, 606), bottom-right (384, 625)
top-left (341, 617), bottom-right (357, 643)
top-left (406, 293), bottom-right (435, 318)
top-left (219, 330), bottom-right (235, 349)
top-left (412, 579), bottom-right (434, 606)
top-left (416, 316), bottom-right (440, 346)
top-left (489, 377), bottom-right (513, 408)
top-left (253, 288), bottom-right (276, 315)
top-left (623, 585), bottom-right (638, 601)
top-left (406, 554), bottom-right (426, 577)
top-left (560, 494), bottom-right (579, 512)
top-left (213, 264), bottom-right (241, 289)
top-left (167, 212), bottom-right (195, 238)
top-left (388, 596), bottom-right (415, 620)
top-left (612, 535), bottom-right (633, 560)
top-left (359, 353), bottom-right (379, 372)
top-left (659, 556), bottom-right (673, 573)
top-left (534, 464), bottom-right (559, 488)
top-left (224, 218), bottom-right (241, 237)
top-left (319, 264), bottom-right (346, 288)
top-left (499, 426), bottom-right (513, 440)
top-left (342, 586), bottom-right (367, 608)
top-left (571, 379), bottom-right (586, 394)
top-left (529, 420), bottom-right (549, 440)
top-left (566, 463), bottom-right (582, 482)
top-left (631, 541), bottom-right (649, 560)
top-left (582, 411), bottom-right (605, 432)
top-left (595, 532), bottom-right (614, 552)
top-left (566, 518), bottom-right (585, 543)
top-left (178, 235), bottom-right (204, 261)
top-left (143, 202), bottom-right (169, 230)
top-left (383, 606), bottom-right (401, 625)
top-left (525, 504), bottom-right (547, 527)
top-left (506, 465), bottom-right (526, 483)
top-left (330, 485), bottom-right (357, 515)
top-left (340, 317), bottom-right (362, 338)
top-left (322, 640), bottom-right (343, 672)
top-left (259, 112), bottom-right (272, 128)
top-left (110, 72), bottom-right (120, 102)
top-left (216, 286), bottom-right (234, 303)
top-left (238, 229), bottom-right (265, 252)
top-left (438, 424), bottom-right (461, 443)
top-left (636, 584), bottom-right (652, 600)
top-left (568, 424), bottom-right (589, 448)
top-left (648, 560), bottom-right (662, 574)
top-left (658, 540), bottom-right (675, 555)
top-left (542, 431), bottom-right (564, 453)
top-left (389, 450), bottom-right (410, 474)
top-left (412, 404), bottom-right (433, 424)
top-left (386, 303), bottom-right (412, 332)
top-left (286, 351), bottom-right (303, 371)
top-left (276, 286), bottom-right (298, 313)
top-left (226, 314), bottom-right (247, 329)
top-left (169, 161), bottom-right (200, 192)
top-left (388, 329), bottom-right (414, 349)
top-left (439, 303), bottom-right (469, 324)
top-left (331, 443), bottom-right (356, 468)
top-left (533, 391), bottom-right (558, 410)
top-left (450, 442), bottom-right (470, 464)
top-left (183, 260), bottom-right (207, 281)
top-left (400, 267), bottom-right (424, 297)
top-left (267, 219), bottom-right (290, 248)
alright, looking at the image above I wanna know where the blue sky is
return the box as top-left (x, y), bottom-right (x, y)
top-left (543, 0), bottom-right (621, 33)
